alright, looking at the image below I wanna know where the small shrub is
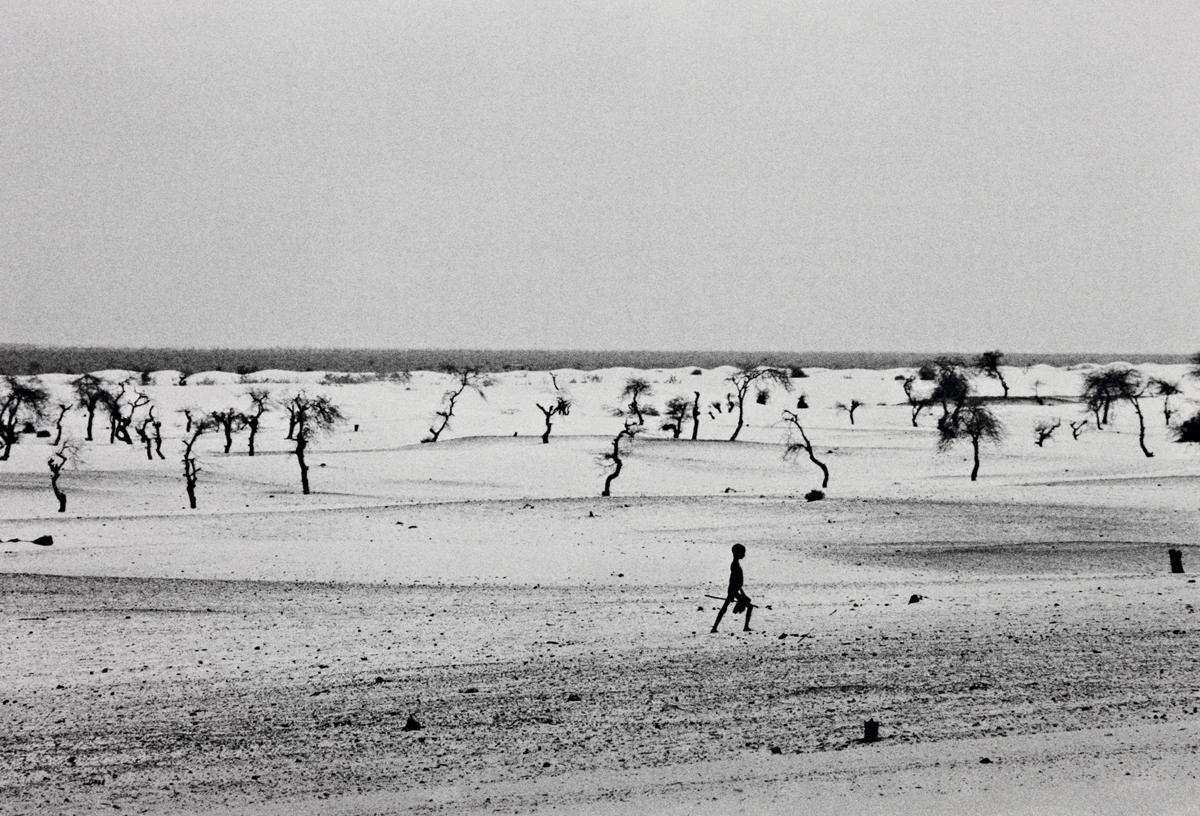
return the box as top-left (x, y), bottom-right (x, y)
top-left (917, 362), bottom-right (937, 381)
top-left (666, 375), bottom-right (679, 384)
top-left (804, 489), bottom-right (825, 502)
top-left (755, 388), bottom-right (770, 405)
top-left (790, 366), bottom-right (807, 378)
top-left (796, 394), bottom-right (809, 409)
top-left (691, 368), bottom-right (703, 376)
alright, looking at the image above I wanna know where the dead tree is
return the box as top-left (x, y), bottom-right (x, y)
top-left (601, 421), bottom-right (639, 497)
top-left (661, 396), bottom-right (691, 439)
top-left (1033, 418), bottom-right (1061, 447)
top-left (535, 396), bottom-right (572, 444)
top-left (620, 377), bottom-right (653, 426)
top-left (47, 441), bottom-right (81, 513)
top-left (291, 393), bottom-right (344, 494)
top-left (1069, 419), bottom-right (1088, 440)
top-left (727, 364), bottom-right (792, 441)
top-left (781, 409), bottom-right (829, 488)
top-left (0, 376), bottom-right (49, 461)
top-left (210, 409), bottom-right (243, 454)
top-left (180, 408), bottom-right (195, 434)
top-left (691, 391), bottom-right (701, 440)
top-left (182, 419), bottom-right (213, 510)
top-left (244, 389), bottom-right (270, 456)
top-left (423, 368), bottom-right (485, 443)
top-left (835, 399), bottom-right (864, 426)
top-left (975, 350), bottom-right (1010, 398)
top-left (72, 374), bottom-right (106, 442)
top-left (938, 404), bottom-right (1005, 481)
top-left (51, 403), bottom-right (70, 446)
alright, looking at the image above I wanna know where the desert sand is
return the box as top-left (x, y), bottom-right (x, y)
top-left (2, 363), bottom-right (1198, 814)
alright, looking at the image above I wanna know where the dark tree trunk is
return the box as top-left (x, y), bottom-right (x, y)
top-left (541, 411), bottom-right (552, 444)
top-left (286, 407), bottom-right (297, 440)
top-left (1131, 398), bottom-right (1153, 458)
top-left (153, 423), bottom-right (164, 460)
top-left (910, 402), bottom-right (925, 427)
top-left (970, 438), bottom-right (981, 481)
top-left (53, 406), bottom-right (68, 446)
top-left (52, 481), bottom-right (66, 512)
top-left (185, 472), bottom-right (197, 509)
top-left (730, 388), bottom-right (747, 441)
top-left (247, 418), bottom-right (259, 456)
top-left (848, 406), bottom-right (857, 425)
top-left (85, 404), bottom-right (96, 441)
top-left (297, 436), bottom-right (310, 494)
top-left (691, 392), bottom-right (700, 441)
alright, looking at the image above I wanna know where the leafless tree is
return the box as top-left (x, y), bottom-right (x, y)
top-left (781, 409), bottom-right (829, 488)
top-left (179, 408), bottom-right (196, 434)
top-left (691, 391), bottom-right (701, 440)
top-left (244, 389), bottom-right (270, 456)
top-left (291, 393), bottom-right (344, 494)
top-left (727, 364), bottom-right (792, 441)
top-left (182, 418), bottom-right (213, 510)
top-left (72, 374), bottom-right (106, 442)
top-left (1033, 418), bottom-right (1061, 447)
top-left (600, 421), bottom-right (639, 497)
top-left (835, 399), bottom-right (864, 426)
top-left (975, 350), bottom-right (1010, 398)
top-left (424, 367), bottom-right (485, 443)
top-left (47, 441), bottom-right (82, 513)
top-left (0, 376), bottom-right (49, 461)
top-left (535, 395), bottom-right (572, 444)
top-left (1151, 378), bottom-right (1182, 426)
top-left (1069, 419), bottom-right (1089, 440)
top-left (661, 396), bottom-right (691, 439)
top-left (51, 403), bottom-right (70, 445)
top-left (938, 404), bottom-right (1005, 481)
top-left (620, 377), bottom-right (653, 426)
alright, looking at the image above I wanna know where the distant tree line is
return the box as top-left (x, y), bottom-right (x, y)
top-left (1, 344), bottom-right (1191, 378)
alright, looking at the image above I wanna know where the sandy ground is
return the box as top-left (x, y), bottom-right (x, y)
top-left (2, 364), bottom-right (1199, 814)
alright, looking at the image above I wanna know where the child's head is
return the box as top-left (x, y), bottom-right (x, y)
top-left (732, 543), bottom-right (746, 559)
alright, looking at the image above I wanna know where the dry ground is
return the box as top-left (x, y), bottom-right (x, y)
top-left (2, 365), bottom-right (1200, 813)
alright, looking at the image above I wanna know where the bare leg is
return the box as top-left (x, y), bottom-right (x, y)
top-left (711, 597), bottom-right (733, 632)
top-left (743, 600), bottom-right (753, 632)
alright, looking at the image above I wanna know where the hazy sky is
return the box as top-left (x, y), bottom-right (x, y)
top-left (3, 1), bottom-right (1197, 352)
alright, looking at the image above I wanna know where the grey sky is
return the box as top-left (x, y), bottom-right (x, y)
top-left (3, 1), bottom-right (1197, 352)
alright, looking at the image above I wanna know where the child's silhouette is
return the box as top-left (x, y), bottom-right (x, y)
top-left (711, 543), bottom-right (752, 632)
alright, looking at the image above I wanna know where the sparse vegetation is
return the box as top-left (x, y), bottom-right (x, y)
top-left (661, 396), bottom-right (691, 439)
top-left (424, 368), bottom-right (486, 443)
top-left (727, 364), bottom-right (792, 441)
top-left (47, 441), bottom-right (81, 512)
top-left (781, 409), bottom-right (829, 488)
top-left (976, 350), bottom-right (1009, 398)
top-left (536, 396), bottom-right (572, 444)
top-left (290, 393), bottom-right (345, 494)
top-left (1081, 366), bottom-right (1154, 457)
top-left (1151, 378), bottom-right (1181, 426)
top-left (835, 399), bottom-right (864, 425)
top-left (1033, 418), bottom-right (1061, 447)
top-left (600, 421), bottom-right (639, 497)
top-left (620, 378), bottom-right (653, 426)
top-left (182, 417), bottom-right (213, 510)
top-left (938, 404), bottom-right (1005, 481)
top-left (0, 376), bottom-right (48, 461)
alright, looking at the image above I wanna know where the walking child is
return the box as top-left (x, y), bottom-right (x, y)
top-left (711, 543), bottom-right (752, 632)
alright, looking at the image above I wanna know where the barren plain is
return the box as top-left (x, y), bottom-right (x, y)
top-left (2, 363), bottom-right (1199, 814)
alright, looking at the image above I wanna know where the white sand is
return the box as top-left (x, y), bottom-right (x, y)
top-left (2, 363), bottom-right (1199, 814)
